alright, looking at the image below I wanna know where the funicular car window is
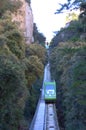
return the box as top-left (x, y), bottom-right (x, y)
top-left (46, 85), bottom-right (54, 94)
top-left (46, 85), bottom-right (54, 90)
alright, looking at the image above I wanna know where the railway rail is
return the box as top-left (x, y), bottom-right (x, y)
top-left (44, 103), bottom-right (59, 130)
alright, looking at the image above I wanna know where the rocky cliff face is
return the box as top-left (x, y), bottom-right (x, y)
top-left (12, 0), bottom-right (33, 44)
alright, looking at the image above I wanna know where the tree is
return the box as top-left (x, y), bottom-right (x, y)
top-left (0, 11), bottom-right (28, 130)
top-left (0, 0), bottom-right (22, 16)
top-left (33, 23), bottom-right (46, 45)
top-left (79, 2), bottom-right (86, 32)
top-left (55, 0), bottom-right (86, 13)
top-left (0, 13), bottom-right (25, 59)
top-left (66, 12), bottom-right (78, 23)
top-left (49, 42), bottom-right (86, 130)
top-left (25, 43), bottom-right (46, 85)
top-left (0, 1), bottom-right (47, 129)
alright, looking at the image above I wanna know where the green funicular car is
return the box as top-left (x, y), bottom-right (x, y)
top-left (44, 81), bottom-right (56, 103)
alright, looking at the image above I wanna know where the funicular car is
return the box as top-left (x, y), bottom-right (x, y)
top-left (44, 81), bottom-right (56, 103)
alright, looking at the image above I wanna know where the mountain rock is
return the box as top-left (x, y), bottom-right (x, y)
top-left (12, 0), bottom-right (33, 44)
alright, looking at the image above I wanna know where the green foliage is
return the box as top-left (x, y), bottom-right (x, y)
top-left (0, 48), bottom-right (28, 130)
top-left (24, 43), bottom-right (46, 88)
top-left (0, 0), bottom-right (22, 16)
top-left (24, 78), bottom-right (43, 120)
top-left (50, 19), bottom-right (86, 47)
top-left (55, 0), bottom-right (86, 14)
top-left (50, 2), bottom-right (86, 130)
top-left (0, 2), bottom-right (46, 129)
top-left (52, 1), bottom-right (86, 48)
top-left (33, 23), bottom-right (46, 45)
top-left (23, 43), bottom-right (46, 127)
top-left (79, 2), bottom-right (86, 32)
top-left (25, 43), bottom-right (47, 65)
top-left (0, 14), bottom-right (25, 59)
top-left (24, 55), bottom-right (44, 87)
top-left (66, 12), bottom-right (78, 23)
top-left (0, 10), bottom-right (46, 130)
top-left (49, 42), bottom-right (86, 130)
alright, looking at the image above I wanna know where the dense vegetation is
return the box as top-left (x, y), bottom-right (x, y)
top-left (55, 0), bottom-right (86, 13)
top-left (49, 1), bottom-right (86, 130)
top-left (33, 23), bottom-right (46, 46)
top-left (1, 0), bottom-right (86, 130)
top-left (51, 7), bottom-right (86, 47)
top-left (0, 1), bottom-right (47, 130)
top-left (49, 42), bottom-right (86, 130)
top-left (51, 1), bottom-right (86, 47)
top-left (0, 0), bottom-right (22, 17)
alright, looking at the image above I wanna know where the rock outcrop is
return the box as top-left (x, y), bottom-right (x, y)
top-left (12, 0), bottom-right (33, 44)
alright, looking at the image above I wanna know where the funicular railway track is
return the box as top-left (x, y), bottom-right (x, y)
top-left (29, 100), bottom-right (59, 130)
top-left (29, 63), bottom-right (60, 130)
top-left (45, 103), bottom-right (59, 130)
